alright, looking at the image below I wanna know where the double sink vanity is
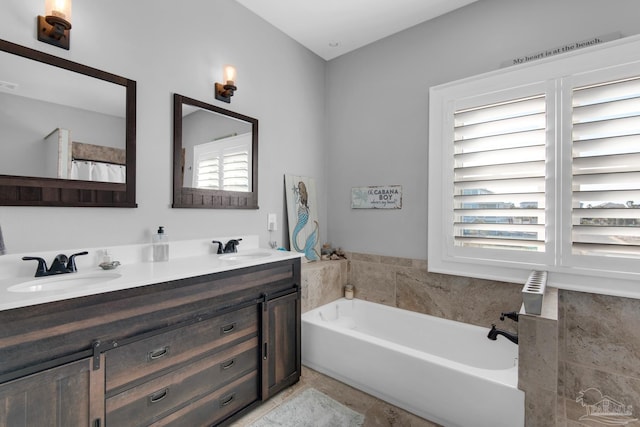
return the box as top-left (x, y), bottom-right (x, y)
top-left (0, 32), bottom-right (288, 426)
top-left (0, 239), bottom-right (302, 427)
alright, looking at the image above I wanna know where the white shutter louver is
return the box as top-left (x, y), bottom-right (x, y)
top-left (221, 149), bottom-right (250, 191)
top-left (193, 133), bottom-right (251, 192)
top-left (453, 95), bottom-right (547, 252)
top-left (196, 157), bottom-right (220, 189)
top-left (572, 75), bottom-right (640, 258)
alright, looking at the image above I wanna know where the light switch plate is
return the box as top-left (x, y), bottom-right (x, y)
top-left (267, 213), bottom-right (277, 231)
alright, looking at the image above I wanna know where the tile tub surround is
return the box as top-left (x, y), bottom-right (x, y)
top-left (300, 259), bottom-right (348, 313)
top-left (346, 252), bottom-right (522, 331)
top-left (518, 287), bottom-right (559, 427)
top-left (558, 290), bottom-right (640, 427)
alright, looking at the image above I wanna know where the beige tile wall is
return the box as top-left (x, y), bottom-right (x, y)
top-left (301, 253), bottom-right (522, 328)
top-left (558, 290), bottom-right (640, 427)
top-left (348, 252), bottom-right (522, 330)
top-left (300, 259), bottom-right (348, 313)
top-left (518, 288), bottom-right (559, 427)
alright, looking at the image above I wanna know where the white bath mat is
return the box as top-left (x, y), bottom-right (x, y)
top-left (249, 388), bottom-right (364, 427)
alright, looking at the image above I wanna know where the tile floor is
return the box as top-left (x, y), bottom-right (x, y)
top-left (231, 366), bottom-right (442, 427)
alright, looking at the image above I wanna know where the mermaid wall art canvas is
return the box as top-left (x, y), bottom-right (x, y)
top-left (285, 175), bottom-right (320, 261)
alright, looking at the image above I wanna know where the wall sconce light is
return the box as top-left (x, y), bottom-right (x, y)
top-left (38, 0), bottom-right (72, 50)
top-left (215, 65), bottom-right (237, 103)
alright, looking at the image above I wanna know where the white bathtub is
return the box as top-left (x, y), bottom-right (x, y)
top-left (301, 298), bottom-right (524, 427)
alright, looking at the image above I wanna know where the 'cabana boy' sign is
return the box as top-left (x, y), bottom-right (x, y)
top-left (351, 185), bottom-right (402, 209)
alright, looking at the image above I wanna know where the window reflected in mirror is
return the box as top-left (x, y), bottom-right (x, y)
top-left (173, 94), bottom-right (258, 209)
top-left (181, 106), bottom-right (252, 192)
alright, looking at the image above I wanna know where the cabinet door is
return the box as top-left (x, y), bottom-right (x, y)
top-left (0, 357), bottom-right (104, 427)
top-left (261, 290), bottom-right (300, 400)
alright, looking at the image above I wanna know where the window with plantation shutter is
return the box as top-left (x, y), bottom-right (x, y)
top-left (429, 34), bottom-right (640, 297)
top-left (454, 95), bottom-right (547, 252)
top-left (193, 133), bottom-right (251, 192)
top-left (571, 76), bottom-right (640, 258)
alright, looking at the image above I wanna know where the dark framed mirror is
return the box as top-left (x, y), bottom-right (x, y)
top-left (0, 39), bottom-right (136, 207)
top-left (173, 94), bottom-right (258, 209)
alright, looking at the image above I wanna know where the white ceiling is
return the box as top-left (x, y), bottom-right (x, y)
top-left (0, 50), bottom-right (124, 117)
top-left (235, 0), bottom-right (479, 60)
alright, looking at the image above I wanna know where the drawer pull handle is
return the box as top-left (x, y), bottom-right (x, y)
top-left (148, 346), bottom-right (170, 360)
top-left (221, 323), bottom-right (236, 334)
top-left (221, 358), bottom-right (235, 370)
top-left (149, 388), bottom-right (169, 404)
top-left (220, 393), bottom-right (235, 407)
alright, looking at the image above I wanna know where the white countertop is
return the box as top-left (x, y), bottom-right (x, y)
top-left (0, 236), bottom-right (303, 311)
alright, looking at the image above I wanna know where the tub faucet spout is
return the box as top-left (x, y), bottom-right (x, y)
top-left (487, 324), bottom-right (518, 345)
top-left (500, 311), bottom-right (519, 322)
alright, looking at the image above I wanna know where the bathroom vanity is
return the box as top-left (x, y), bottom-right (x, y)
top-left (0, 253), bottom-right (301, 426)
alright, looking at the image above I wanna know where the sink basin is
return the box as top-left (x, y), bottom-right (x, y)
top-left (8, 272), bottom-right (122, 293)
top-left (219, 251), bottom-right (275, 262)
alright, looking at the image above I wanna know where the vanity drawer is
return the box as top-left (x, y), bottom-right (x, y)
top-left (105, 304), bottom-right (258, 393)
top-left (105, 339), bottom-right (258, 427)
top-left (148, 370), bottom-right (258, 427)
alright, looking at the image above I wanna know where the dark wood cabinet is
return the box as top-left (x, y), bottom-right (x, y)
top-left (0, 357), bottom-right (104, 427)
top-left (105, 318), bottom-right (259, 427)
top-left (148, 371), bottom-right (259, 427)
top-left (0, 258), bottom-right (301, 427)
top-left (104, 304), bottom-right (259, 395)
top-left (261, 290), bottom-right (301, 400)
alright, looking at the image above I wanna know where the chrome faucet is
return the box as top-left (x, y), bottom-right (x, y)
top-left (22, 251), bottom-right (88, 277)
top-left (487, 324), bottom-right (518, 344)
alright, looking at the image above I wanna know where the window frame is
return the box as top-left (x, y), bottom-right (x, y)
top-left (192, 132), bottom-right (252, 192)
top-left (428, 34), bottom-right (640, 298)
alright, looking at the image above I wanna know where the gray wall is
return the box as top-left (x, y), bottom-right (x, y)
top-left (0, 0), bottom-right (327, 253)
top-left (3, 0), bottom-right (640, 259)
top-left (325, 0), bottom-right (640, 259)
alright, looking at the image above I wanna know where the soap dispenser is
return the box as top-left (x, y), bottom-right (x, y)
top-left (153, 226), bottom-right (169, 262)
